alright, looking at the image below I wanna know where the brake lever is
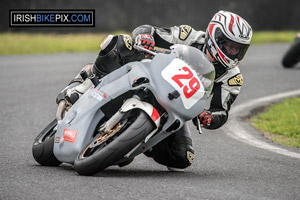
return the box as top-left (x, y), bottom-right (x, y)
top-left (196, 117), bottom-right (203, 134)
top-left (133, 44), bottom-right (157, 56)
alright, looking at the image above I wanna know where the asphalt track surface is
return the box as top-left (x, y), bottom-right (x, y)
top-left (1, 44), bottom-right (300, 200)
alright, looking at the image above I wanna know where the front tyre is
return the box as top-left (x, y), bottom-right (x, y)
top-left (74, 110), bottom-right (154, 176)
top-left (32, 119), bottom-right (62, 166)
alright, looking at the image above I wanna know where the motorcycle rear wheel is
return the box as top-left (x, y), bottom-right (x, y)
top-left (32, 119), bottom-right (62, 166)
top-left (74, 109), bottom-right (154, 176)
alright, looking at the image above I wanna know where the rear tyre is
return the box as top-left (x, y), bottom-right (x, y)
top-left (32, 119), bottom-right (62, 166)
top-left (282, 38), bottom-right (300, 68)
top-left (74, 110), bottom-right (154, 176)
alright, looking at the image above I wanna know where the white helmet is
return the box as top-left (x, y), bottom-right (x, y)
top-left (206, 10), bottom-right (253, 69)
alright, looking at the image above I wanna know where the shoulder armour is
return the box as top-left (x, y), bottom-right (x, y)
top-left (179, 25), bottom-right (192, 41)
top-left (228, 73), bottom-right (243, 86)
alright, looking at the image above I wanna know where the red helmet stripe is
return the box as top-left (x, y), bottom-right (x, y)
top-left (229, 14), bottom-right (235, 35)
top-left (216, 47), bottom-right (228, 64)
top-left (208, 23), bottom-right (215, 37)
top-left (214, 14), bottom-right (222, 21)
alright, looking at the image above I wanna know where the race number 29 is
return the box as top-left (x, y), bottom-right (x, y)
top-left (161, 58), bottom-right (204, 109)
top-left (171, 66), bottom-right (200, 99)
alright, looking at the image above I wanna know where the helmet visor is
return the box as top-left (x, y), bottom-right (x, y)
top-left (214, 28), bottom-right (250, 61)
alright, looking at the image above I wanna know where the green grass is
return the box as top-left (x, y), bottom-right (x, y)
top-left (0, 32), bottom-right (108, 55)
top-left (0, 31), bottom-right (299, 55)
top-left (251, 97), bottom-right (300, 149)
top-left (251, 31), bottom-right (299, 44)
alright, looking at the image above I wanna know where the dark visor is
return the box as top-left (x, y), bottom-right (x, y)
top-left (214, 27), bottom-right (249, 61)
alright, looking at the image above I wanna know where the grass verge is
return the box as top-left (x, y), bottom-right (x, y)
top-left (0, 31), bottom-right (299, 55)
top-left (251, 97), bottom-right (300, 149)
top-left (251, 31), bottom-right (299, 44)
top-left (0, 32), bottom-right (108, 55)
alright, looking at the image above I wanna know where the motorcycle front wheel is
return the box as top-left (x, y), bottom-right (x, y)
top-left (32, 119), bottom-right (62, 166)
top-left (74, 109), bottom-right (154, 176)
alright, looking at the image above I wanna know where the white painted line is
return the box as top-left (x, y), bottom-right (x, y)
top-left (225, 89), bottom-right (300, 159)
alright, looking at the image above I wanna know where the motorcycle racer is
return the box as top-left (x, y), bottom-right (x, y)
top-left (56, 10), bottom-right (252, 171)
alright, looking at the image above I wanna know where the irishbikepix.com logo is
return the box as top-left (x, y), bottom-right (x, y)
top-left (9, 10), bottom-right (95, 27)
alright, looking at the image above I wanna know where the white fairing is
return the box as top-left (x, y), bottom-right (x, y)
top-left (53, 44), bottom-right (214, 164)
top-left (161, 58), bottom-right (205, 109)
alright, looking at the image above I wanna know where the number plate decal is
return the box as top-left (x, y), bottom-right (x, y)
top-left (62, 129), bottom-right (77, 143)
top-left (161, 58), bottom-right (204, 109)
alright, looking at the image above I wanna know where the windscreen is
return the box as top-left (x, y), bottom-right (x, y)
top-left (171, 44), bottom-right (215, 94)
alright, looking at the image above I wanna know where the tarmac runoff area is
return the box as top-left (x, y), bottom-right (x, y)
top-left (224, 89), bottom-right (300, 159)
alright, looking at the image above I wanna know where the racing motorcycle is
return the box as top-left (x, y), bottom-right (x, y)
top-left (32, 44), bottom-right (215, 176)
top-left (282, 32), bottom-right (300, 68)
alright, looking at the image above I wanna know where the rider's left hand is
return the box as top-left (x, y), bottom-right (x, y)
top-left (135, 34), bottom-right (155, 52)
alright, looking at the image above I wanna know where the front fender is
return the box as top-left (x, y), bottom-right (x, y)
top-left (120, 98), bottom-right (160, 128)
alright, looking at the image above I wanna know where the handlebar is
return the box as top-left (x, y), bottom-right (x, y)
top-left (133, 44), bottom-right (157, 56)
top-left (133, 44), bottom-right (172, 56)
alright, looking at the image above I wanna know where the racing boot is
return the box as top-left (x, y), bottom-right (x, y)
top-left (65, 78), bottom-right (93, 104)
top-left (56, 64), bottom-right (96, 105)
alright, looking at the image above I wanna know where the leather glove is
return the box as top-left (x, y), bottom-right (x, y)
top-left (193, 110), bottom-right (212, 129)
top-left (135, 34), bottom-right (155, 52)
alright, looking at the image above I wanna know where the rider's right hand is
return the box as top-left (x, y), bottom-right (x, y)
top-left (192, 110), bottom-right (212, 129)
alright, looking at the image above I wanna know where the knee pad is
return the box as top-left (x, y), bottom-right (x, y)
top-left (93, 34), bottom-right (144, 77)
top-left (100, 35), bottom-right (115, 53)
top-left (149, 141), bottom-right (194, 169)
top-left (172, 146), bottom-right (195, 169)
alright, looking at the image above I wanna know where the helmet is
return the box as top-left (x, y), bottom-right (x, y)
top-left (206, 10), bottom-right (252, 69)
